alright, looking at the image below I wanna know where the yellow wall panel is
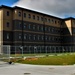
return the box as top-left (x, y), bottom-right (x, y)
top-left (44, 16), bottom-right (61, 27)
top-left (3, 20), bottom-right (12, 31)
top-left (3, 8), bottom-right (13, 20)
top-left (65, 20), bottom-right (72, 35)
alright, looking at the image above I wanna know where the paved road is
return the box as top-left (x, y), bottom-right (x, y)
top-left (0, 63), bottom-right (75, 75)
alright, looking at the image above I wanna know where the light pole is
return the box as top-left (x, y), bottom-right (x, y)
top-left (34, 46), bottom-right (37, 54)
top-left (20, 46), bottom-right (23, 57)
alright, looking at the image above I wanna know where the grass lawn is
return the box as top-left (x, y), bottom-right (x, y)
top-left (14, 53), bottom-right (75, 65)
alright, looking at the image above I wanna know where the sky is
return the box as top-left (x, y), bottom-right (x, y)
top-left (0, 0), bottom-right (75, 18)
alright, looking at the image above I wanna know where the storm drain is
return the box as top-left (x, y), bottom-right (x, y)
top-left (49, 68), bottom-right (54, 69)
top-left (24, 73), bottom-right (31, 75)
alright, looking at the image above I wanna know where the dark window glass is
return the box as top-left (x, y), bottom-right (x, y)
top-left (37, 16), bottom-right (39, 20)
top-left (45, 18), bottom-right (47, 22)
top-left (29, 24), bottom-right (31, 29)
top-left (19, 34), bottom-right (21, 39)
top-left (6, 22), bottom-right (9, 27)
top-left (41, 26), bottom-right (43, 31)
top-left (41, 17), bottom-right (43, 21)
top-left (19, 22), bottom-right (21, 28)
top-left (45, 27), bottom-right (47, 31)
top-left (7, 11), bottom-right (9, 16)
top-left (24, 13), bottom-right (26, 17)
top-left (37, 25), bottom-right (39, 30)
top-left (29, 34), bottom-right (31, 40)
top-left (55, 21), bottom-right (57, 24)
top-left (24, 34), bottom-right (27, 40)
top-left (48, 19), bottom-right (50, 23)
top-left (33, 15), bottom-right (35, 19)
top-left (33, 35), bottom-right (36, 40)
top-left (33, 25), bottom-right (35, 30)
top-left (52, 20), bottom-right (54, 23)
top-left (18, 12), bottom-right (21, 16)
top-left (24, 23), bottom-right (26, 28)
top-left (28, 14), bottom-right (31, 18)
top-left (58, 21), bottom-right (60, 23)
top-left (7, 33), bottom-right (9, 39)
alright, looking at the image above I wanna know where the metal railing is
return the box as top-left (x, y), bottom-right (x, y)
top-left (0, 45), bottom-right (75, 63)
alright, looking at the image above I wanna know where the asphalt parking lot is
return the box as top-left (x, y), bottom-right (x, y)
top-left (0, 63), bottom-right (75, 75)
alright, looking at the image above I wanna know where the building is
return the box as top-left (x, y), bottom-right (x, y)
top-left (0, 5), bottom-right (75, 53)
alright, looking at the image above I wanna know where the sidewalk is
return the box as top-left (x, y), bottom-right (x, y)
top-left (0, 63), bottom-right (75, 75)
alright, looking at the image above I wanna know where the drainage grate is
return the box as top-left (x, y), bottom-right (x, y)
top-left (24, 73), bottom-right (31, 75)
top-left (49, 68), bottom-right (54, 69)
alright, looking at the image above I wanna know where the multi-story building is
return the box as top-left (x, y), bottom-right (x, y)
top-left (0, 5), bottom-right (75, 53)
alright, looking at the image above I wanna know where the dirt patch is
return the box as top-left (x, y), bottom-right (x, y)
top-left (25, 57), bottom-right (38, 61)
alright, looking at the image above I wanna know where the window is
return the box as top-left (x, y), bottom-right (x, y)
top-left (52, 37), bottom-right (54, 41)
top-left (42, 36), bottom-right (44, 40)
top-left (45, 18), bottom-right (47, 22)
top-left (24, 34), bottom-right (26, 40)
top-left (37, 25), bottom-right (40, 30)
top-left (33, 35), bottom-right (36, 40)
top-left (7, 34), bottom-right (9, 39)
top-left (58, 29), bottom-right (60, 33)
top-left (41, 26), bottom-right (43, 31)
top-left (18, 12), bottom-right (21, 16)
top-left (55, 37), bottom-right (57, 41)
top-left (55, 21), bottom-right (57, 24)
top-left (48, 27), bottom-right (51, 32)
top-left (58, 21), bottom-right (59, 23)
top-left (7, 11), bottom-right (9, 16)
top-left (33, 25), bottom-right (35, 30)
top-left (29, 24), bottom-right (31, 29)
top-left (24, 23), bottom-right (26, 28)
top-left (19, 22), bottom-right (21, 28)
top-left (48, 19), bottom-right (50, 23)
top-left (37, 16), bottom-right (39, 20)
top-left (19, 34), bottom-right (21, 39)
top-left (45, 36), bottom-right (47, 40)
top-left (52, 28), bottom-right (54, 32)
top-left (6, 22), bottom-right (9, 27)
top-left (24, 13), bottom-right (26, 17)
top-left (33, 15), bottom-right (35, 19)
top-left (49, 37), bottom-right (51, 41)
top-left (38, 35), bottom-right (40, 40)
top-left (29, 34), bottom-right (31, 40)
top-left (28, 14), bottom-right (31, 18)
top-left (45, 27), bottom-right (47, 31)
top-left (41, 17), bottom-right (43, 21)
top-left (52, 19), bottom-right (54, 23)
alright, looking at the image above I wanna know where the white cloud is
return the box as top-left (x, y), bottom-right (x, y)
top-left (12, 0), bottom-right (75, 18)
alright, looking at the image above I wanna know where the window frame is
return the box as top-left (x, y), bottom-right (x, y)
top-left (28, 14), bottom-right (31, 18)
top-left (19, 34), bottom-right (21, 39)
top-left (18, 12), bottom-right (21, 17)
top-left (6, 22), bottom-right (10, 27)
top-left (33, 15), bottom-right (35, 19)
top-left (7, 11), bottom-right (9, 16)
top-left (7, 33), bottom-right (9, 39)
top-left (24, 13), bottom-right (26, 18)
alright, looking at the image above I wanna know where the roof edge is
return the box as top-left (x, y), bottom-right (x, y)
top-left (0, 5), bottom-right (75, 20)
